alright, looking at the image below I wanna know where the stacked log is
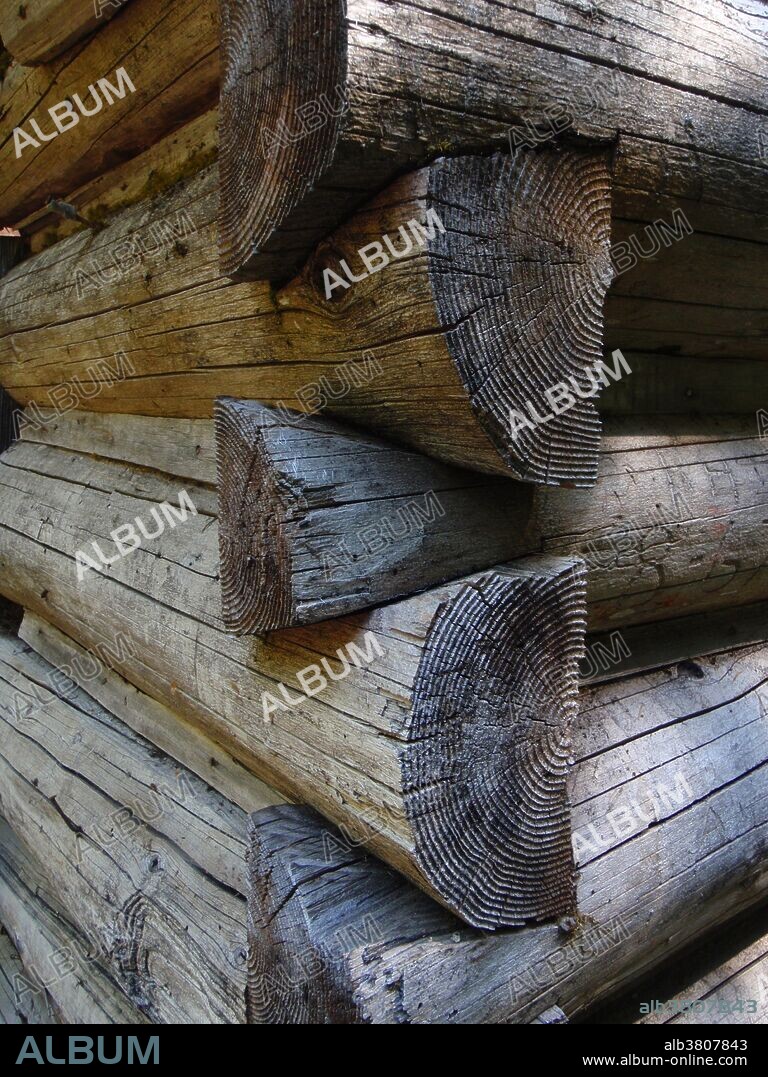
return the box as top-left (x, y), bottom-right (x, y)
top-left (0, 0), bottom-right (766, 1028)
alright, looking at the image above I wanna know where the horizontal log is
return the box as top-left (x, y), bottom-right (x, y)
top-left (19, 109), bottom-right (219, 255)
top-left (0, 822), bottom-right (148, 1025)
top-left (0, 920), bottom-right (59, 1025)
top-left (0, 0), bottom-right (133, 65)
top-left (215, 400), bottom-right (768, 630)
top-left (1, 149), bottom-right (614, 483)
top-left (10, 408), bottom-right (768, 630)
top-left (0, 627), bottom-right (252, 1022)
top-left (220, 0), bottom-right (768, 279)
top-left (19, 610), bottom-right (285, 815)
top-left (246, 642), bottom-right (768, 1023)
top-left (600, 355), bottom-right (768, 415)
top-left (0, 0), bottom-right (218, 226)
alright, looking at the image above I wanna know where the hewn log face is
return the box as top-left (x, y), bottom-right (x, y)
top-left (215, 402), bottom-right (768, 632)
top-left (0, 0), bottom-right (218, 227)
top-left (0, 824), bottom-right (149, 1025)
top-left (215, 399), bottom-right (532, 631)
top-left (0, 417), bottom-right (590, 929)
top-left (0, 0), bottom-right (134, 66)
top-left (0, 629), bottom-right (251, 1022)
top-left (246, 643), bottom-right (768, 1024)
top-left (219, 0), bottom-right (767, 279)
top-left (589, 907), bottom-right (768, 1026)
top-left (0, 149), bottom-right (613, 483)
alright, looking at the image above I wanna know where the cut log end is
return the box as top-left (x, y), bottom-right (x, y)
top-left (426, 151), bottom-right (613, 486)
top-left (219, 0), bottom-right (346, 279)
top-left (215, 397), bottom-right (295, 634)
top-left (404, 557), bottom-right (587, 930)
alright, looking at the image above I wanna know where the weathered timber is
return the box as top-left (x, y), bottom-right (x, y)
top-left (219, 0), bottom-right (768, 279)
top-left (19, 110), bottom-right (219, 255)
top-left (8, 408), bottom-right (768, 630)
top-left (215, 400), bottom-right (768, 630)
top-left (0, 628), bottom-right (252, 1022)
top-left (19, 611), bottom-right (285, 816)
top-left (246, 642), bottom-right (768, 1023)
top-left (0, 0), bottom-right (134, 65)
top-left (0, 923), bottom-right (59, 1024)
top-left (0, 415), bottom-right (590, 928)
top-left (0, 0), bottom-right (218, 226)
top-left (0, 823), bottom-right (147, 1025)
top-left (587, 905), bottom-right (768, 1026)
top-left (1, 150), bottom-right (613, 483)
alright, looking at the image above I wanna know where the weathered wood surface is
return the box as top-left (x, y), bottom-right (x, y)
top-left (0, 0), bottom-right (218, 227)
top-left (0, 0), bottom-right (134, 65)
top-left (219, 0), bottom-right (768, 279)
top-left (19, 611), bottom-right (285, 816)
top-left (0, 440), bottom-right (587, 930)
top-left (18, 110), bottom-right (219, 255)
top-left (0, 628), bottom-right (252, 1022)
top-left (246, 643), bottom-right (768, 1023)
top-left (0, 923), bottom-right (59, 1024)
top-left (215, 400), bottom-right (768, 630)
top-left (8, 408), bottom-right (768, 631)
top-left (1, 150), bottom-right (614, 483)
top-left (0, 822), bottom-right (147, 1025)
top-left (588, 906), bottom-right (768, 1026)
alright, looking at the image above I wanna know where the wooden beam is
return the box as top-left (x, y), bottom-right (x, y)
top-left (0, 822), bottom-right (148, 1025)
top-left (0, 628), bottom-right (251, 1022)
top-left (246, 642), bottom-right (768, 1023)
top-left (219, 0), bottom-right (767, 279)
top-left (0, 435), bottom-right (588, 928)
top-left (0, 920), bottom-right (59, 1025)
top-left (214, 402), bottom-right (768, 631)
top-left (0, 0), bottom-right (134, 66)
top-left (0, 150), bottom-right (613, 483)
top-left (0, 0), bottom-right (218, 227)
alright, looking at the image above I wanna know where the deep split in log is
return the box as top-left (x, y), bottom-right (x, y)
top-left (219, 0), bottom-right (767, 279)
top-left (0, 386), bottom-right (21, 456)
top-left (0, 0), bottom-right (134, 65)
top-left (246, 642), bottom-right (768, 1023)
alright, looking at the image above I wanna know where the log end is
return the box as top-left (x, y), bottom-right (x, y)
top-left (219, 0), bottom-right (346, 279)
top-left (403, 556), bottom-right (587, 930)
top-left (214, 397), bottom-right (296, 634)
top-left (427, 151), bottom-right (613, 486)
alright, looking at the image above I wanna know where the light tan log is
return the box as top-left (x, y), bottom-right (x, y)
top-left (1, 149), bottom-right (613, 484)
top-left (0, 0), bottom-right (134, 65)
top-left (219, 0), bottom-right (768, 279)
top-left (0, 823), bottom-right (148, 1025)
top-left (0, 415), bottom-right (590, 928)
top-left (246, 641), bottom-right (768, 1023)
top-left (0, 628), bottom-right (253, 1022)
top-left (0, 0), bottom-right (218, 226)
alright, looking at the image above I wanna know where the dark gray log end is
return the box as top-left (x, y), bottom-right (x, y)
top-left (404, 556), bottom-right (587, 929)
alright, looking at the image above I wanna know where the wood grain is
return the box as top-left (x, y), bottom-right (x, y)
top-left (0, 0), bottom-right (134, 65)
